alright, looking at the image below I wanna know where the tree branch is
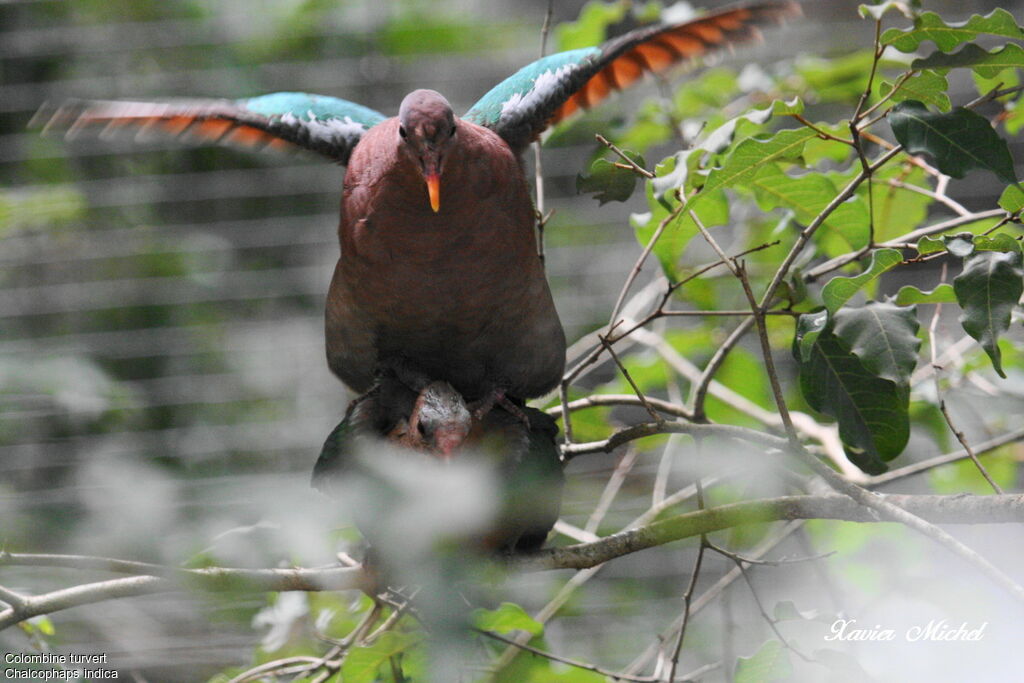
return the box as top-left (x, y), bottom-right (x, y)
top-left (0, 565), bottom-right (364, 631)
top-left (560, 419), bottom-right (789, 458)
top-left (515, 493), bottom-right (1024, 572)
top-left (5, 493), bottom-right (1022, 630)
top-left (547, 393), bottom-right (693, 421)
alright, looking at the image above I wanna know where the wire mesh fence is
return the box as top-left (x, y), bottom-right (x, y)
top-left (3, 0), bottom-right (1023, 679)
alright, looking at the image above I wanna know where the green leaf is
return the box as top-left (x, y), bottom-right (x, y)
top-left (869, 165), bottom-right (933, 243)
top-left (859, 2), bottom-right (914, 21)
top-left (832, 302), bottom-right (921, 387)
top-left (699, 98), bottom-right (803, 156)
top-left (795, 309), bottom-right (829, 362)
top-left (910, 399), bottom-right (952, 452)
top-left (889, 100), bottom-right (1018, 185)
top-left (380, 18), bottom-right (522, 55)
top-left (929, 445), bottom-right (1019, 495)
top-left (750, 164), bottom-right (870, 255)
top-left (794, 312), bottom-right (911, 474)
top-left (999, 184), bottom-right (1024, 212)
top-left (953, 246), bottom-right (1024, 378)
top-left (632, 166), bottom-right (729, 279)
top-left (0, 186), bottom-right (87, 237)
top-left (673, 67), bottom-right (741, 119)
top-left (650, 101), bottom-right (807, 201)
top-left (705, 347), bottom-right (774, 427)
top-left (555, 0), bottom-right (629, 50)
top-left (1006, 97), bottom-right (1024, 136)
top-left (577, 152), bottom-right (646, 204)
top-left (972, 66), bottom-right (1020, 98)
top-left (913, 42), bottom-right (1024, 79)
top-left (25, 615), bottom-right (56, 637)
top-left (612, 98), bottom-right (673, 154)
top-left (473, 602), bottom-right (544, 636)
top-left (649, 150), bottom-right (696, 202)
top-left (341, 632), bottom-right (420, 683)
top-left (700, 128), bottom-right (816, 200)
top-left (916, 236), bottom-right (946, 256)
top-left (944, 233), bottom-right (976, 257)
top-left (881, 8), bottom-right (1024, 53)
top-left (974, 233), bottom-right (1022, 252)
top-left (822, 249), bottom-right (904, 315)
top-left (735, 640), bottom-right (792, 683)
top-left (894, 283), bottom-right (957, 304)
top-left (796, 51), bottom-right (878, 103)
top-left (880, 70), bottom-right (951, 111)
top-left (803, 122), bottom-right (855, 166)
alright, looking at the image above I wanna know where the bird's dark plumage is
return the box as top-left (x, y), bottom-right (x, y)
top-left (311, 375), bottom-right (472, 494)
top-left (312, 378), bottom-right (564, 554)
top-left (325, 106), bottom-right (565, 402)
top-left (468, 405), bottom-right (564, 553)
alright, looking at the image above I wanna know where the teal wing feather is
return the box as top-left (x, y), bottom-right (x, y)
top-left (311, 379), bottom-right (420, 496)
top-left (32, 92), bottom-right (387, 165)
top-left (311, 411), bottom-right (364, 497)
top-left (465, 1), bottom-right (800, 155)
top-left (463, 48), bottom-right (598, 153)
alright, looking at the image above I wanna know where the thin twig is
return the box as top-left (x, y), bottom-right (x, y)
top-left (532, 0), bottom-right (555, 265)
top-left (601, 330), bottom-right (665, 424)
top-left (857, 69), bottom-right (913, 122)
top-left (852, 17), bottom-right (884, 125)
top-left (477, 628), bottom-right (663, 683)
top-left (585, 448), bottom-right (640, 535)
top-left (227, 656), bottom-right (328, 683)
top-left (759, 145), bottom-right (903, 310)
top-left (559, 380), bottom-right (575, 446)
top-left (561, 419), bottom-right (789, 458)
top-left (888, 178), bottom-right (970, 216)
top-left (868, 426), bottom-right (1024, 486)
top-left (859, 129), bottom-right (941, 175)
top-left (559, 242), bottom-right (777, 398)
top-left (623, 522), bottom-right (804, 677)
top-left (689, 316), bottom-right (756, 421)
top-left (596, 133), bottom-right (655, 178)
top-left (608, 198), bottom-right (689, 327)
top-left (792, 114), bottom-right (853, 144)
top-left (928, 265), bottom-right (1003, 494)
top-left (667, 540), bottom-right (706, 682)
top-left (548, 394), bottom-right (693, 421)
top-left (696, 198), bottom-right (1024, 606)
top-left (704, 540), bottom-right (835, 567)
top-left (725, 550), bottom-right (812, 662)
top-left (805, 209), bottom-right (1006, 282)
top-left (661, 309), bottom-right (796, 317)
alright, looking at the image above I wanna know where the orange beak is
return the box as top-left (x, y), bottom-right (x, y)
top-left (425, 173), bottom-right (441, 213)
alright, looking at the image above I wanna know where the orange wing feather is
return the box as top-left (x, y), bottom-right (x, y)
top-left (546, 2), bottom-right (799, 127)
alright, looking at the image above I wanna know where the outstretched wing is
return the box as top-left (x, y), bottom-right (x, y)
top-left (32, 92), bottom-right (388, 165)
top-left (464, 1), bottom-right (800, 154)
